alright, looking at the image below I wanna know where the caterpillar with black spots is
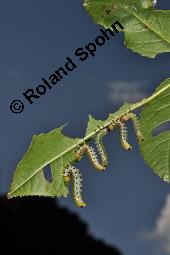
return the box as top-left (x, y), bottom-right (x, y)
top-left (76, 143), bottom-right (106, 171)
top-left (95, 128), bottom-right (108, 167)
top-left (63, 166), bottom-right (86, 208)
top-left (121, 112), bottom-right (144, 142)
top-left (86, 144), bottom-right (106, 170)
top-left (118, 120), bottom-right (132, 150)
top-left (76, 120), bottom-right (133, 169)
top-left (62, 112), bottom-right (144, 208)
top-left (104, 119), bottom-right (132, 150)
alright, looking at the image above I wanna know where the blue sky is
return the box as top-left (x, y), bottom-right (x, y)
top-left (0, 1), bottom-right (170, 255)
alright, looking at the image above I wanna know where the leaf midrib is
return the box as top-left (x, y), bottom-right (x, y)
top-left (88, 1), bottom-right (170, 46)
top-left (126, 8), bottom-right (170, 46)
top-left (9, 119), bottom-right (115, 196)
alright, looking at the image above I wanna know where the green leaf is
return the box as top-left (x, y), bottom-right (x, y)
top-left (8, 78), bottom-right (170, 200)
top-left (85, 114), bottom-right (106, 136)
top-left (8, 126), bottom-right (81, 198)
top-left (8, 104), bottom-right (135, 198)
top-left (139, 78), bottom-right (170, 182)
top-left (84, 0), bottom-right (170, 58)
top-left (108, 102), bottom-right (132, 120)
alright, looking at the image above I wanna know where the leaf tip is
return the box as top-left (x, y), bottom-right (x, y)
top-left (88, 114), bottom-right (95, 121)
top-left (62, 122), bottom-right (68, 128)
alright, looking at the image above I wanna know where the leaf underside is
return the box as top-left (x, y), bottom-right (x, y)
top-left (140, 78), bottom-right (170, 182)
top-left (84, 0), bottom-right (170, 58)
top-left (8, 126), bottom-right (80, 198)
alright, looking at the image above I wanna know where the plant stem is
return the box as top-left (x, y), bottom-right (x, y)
top-left (17, 80), bottom-right (170, 169)
top-left (84, 81), bottom-right (170, 141)
top-left (131, 81), bottom-right (170, 110)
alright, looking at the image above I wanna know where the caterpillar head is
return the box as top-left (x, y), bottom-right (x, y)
top-left (75, 146), bottom-right (86, 161)
top-left (106, 124), bottom-right (114, 132)
top-left (63, 175), bottom-right (71, 183)
top-left (75, 199), bottom-right (87, 208)
top-left (62, 168), bottom-right (71, 183)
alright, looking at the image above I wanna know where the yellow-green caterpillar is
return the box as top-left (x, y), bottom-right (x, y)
top-left (95, 128), bottom-right (108, 167)
top-left (63, 166), bottom-right (86, 208)
top-left (63, 112), bottom-right (143, 208)
top-left (76, 144), bottom-right (105, 171)
top-left (118, 120), bottom-right (132, 150)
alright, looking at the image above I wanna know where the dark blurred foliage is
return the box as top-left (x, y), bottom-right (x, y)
top-left (0, 196), bottom-right (123, 255)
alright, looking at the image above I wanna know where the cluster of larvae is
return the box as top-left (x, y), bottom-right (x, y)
top-left (62, 112), bottom-right (143, 207)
